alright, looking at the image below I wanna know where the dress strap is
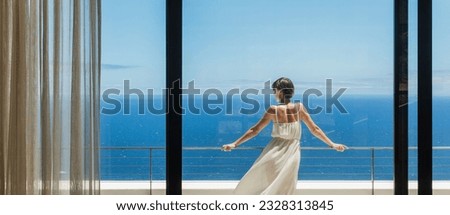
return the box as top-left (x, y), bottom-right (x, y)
top-left (275, 106), bottom-right (278, 123)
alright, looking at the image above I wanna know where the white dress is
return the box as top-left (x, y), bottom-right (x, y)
top-left (233, 105), bottom-right (302, 195)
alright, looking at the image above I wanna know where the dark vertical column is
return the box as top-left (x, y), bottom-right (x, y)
top-left (166, 0), bottom-right (182, 195)
top-left (394, 0), bottom-right (409, 195)
top-left (418, 0), bottom-right (432, 195)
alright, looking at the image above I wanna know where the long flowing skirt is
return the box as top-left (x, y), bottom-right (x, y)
top-left (233, 137), bottom-right (300, 195)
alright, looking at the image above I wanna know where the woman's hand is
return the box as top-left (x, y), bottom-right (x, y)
top-left (221, 143), bottom-right (237, 152)
top-left (331, 143), bottom-right (348, 152)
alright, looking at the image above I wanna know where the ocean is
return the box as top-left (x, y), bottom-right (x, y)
top-left (100, 95), bottom-right (450, 181)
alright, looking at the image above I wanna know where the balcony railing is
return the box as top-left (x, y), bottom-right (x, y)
top-left (100, 146), bottom-right (450, 195)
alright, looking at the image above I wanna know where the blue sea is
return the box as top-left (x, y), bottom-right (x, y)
top-left (100, 95), bottom-right (450, 181)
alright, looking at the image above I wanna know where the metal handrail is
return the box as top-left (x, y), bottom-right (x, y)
top-left (100, 146), bottom-right (450, 150)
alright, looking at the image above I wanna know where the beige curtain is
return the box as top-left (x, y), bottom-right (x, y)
top-left (0, 0), bottom-right (101, 195)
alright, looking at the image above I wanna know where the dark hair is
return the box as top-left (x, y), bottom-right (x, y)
top-left (272, 77), bottom-right (294, 100)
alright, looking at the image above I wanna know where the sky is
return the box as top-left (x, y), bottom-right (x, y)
top-left (101, 0), bottom-right (450, 96)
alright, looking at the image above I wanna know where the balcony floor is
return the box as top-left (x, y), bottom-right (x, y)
top-left (100, 180), bottom-right (450, 195)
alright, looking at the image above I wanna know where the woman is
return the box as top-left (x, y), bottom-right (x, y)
top-left (222, 77), bottom-right (348, 195)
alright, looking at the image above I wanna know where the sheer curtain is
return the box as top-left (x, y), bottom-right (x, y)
top-left (0, 0), bottom-right (101, 194)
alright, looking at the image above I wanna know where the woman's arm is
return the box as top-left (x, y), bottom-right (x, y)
top-left (299, 103), bottom-right (347, 152)
top-left (222, 106), bottom-right (275, 151)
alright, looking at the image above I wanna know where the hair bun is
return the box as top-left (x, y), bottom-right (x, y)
top-left (272, 77), bottom-right (295, 100)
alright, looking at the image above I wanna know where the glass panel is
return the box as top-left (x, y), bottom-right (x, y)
top-left (409, 0), bottom-right (418, 194)
top-left (183, 0), bottom-right (393, 194)
top-left (433, 0), bottom-right (450, 194)
top-left (100, 0), bottom-right (165, 194)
